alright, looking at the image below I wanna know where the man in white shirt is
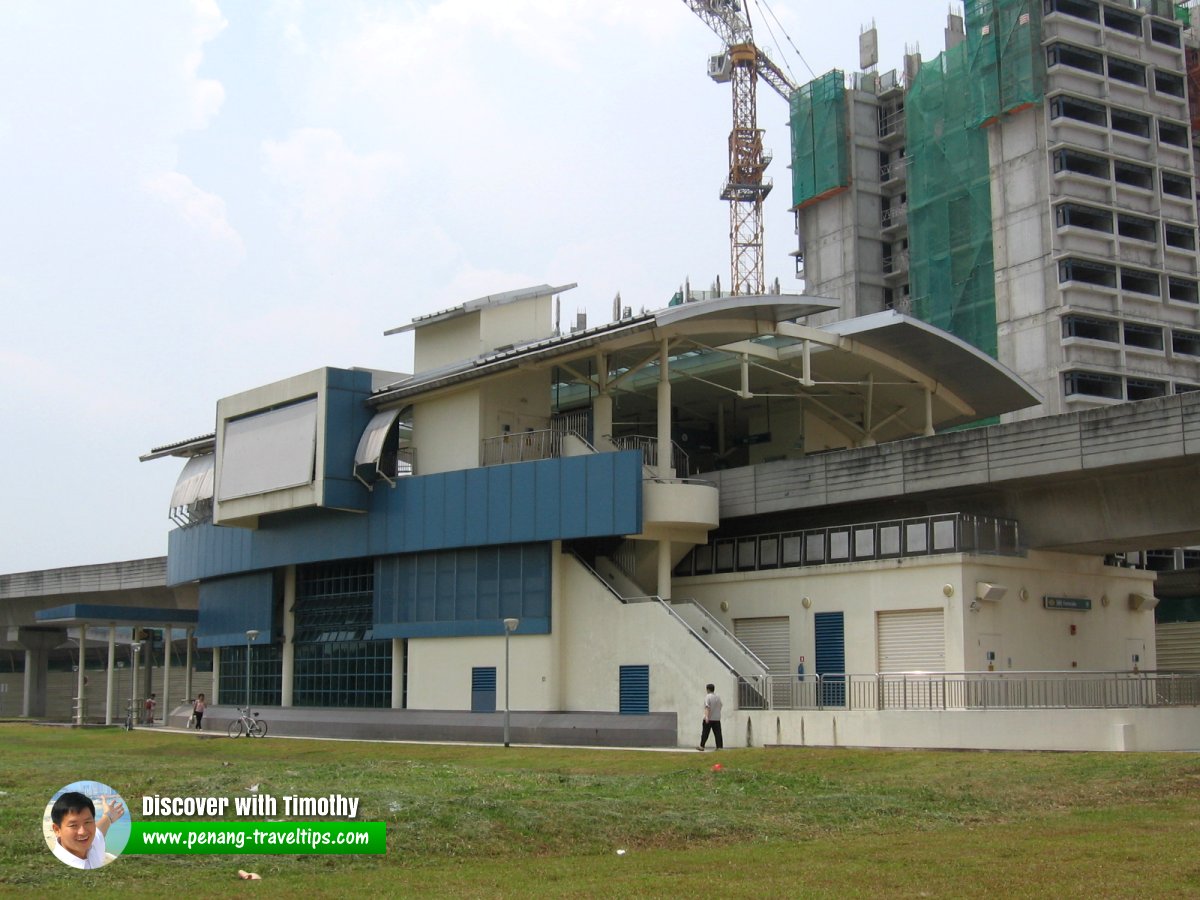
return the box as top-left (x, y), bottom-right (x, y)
top-left (50, 792), bottom-right (124, 869)
top-left (699, 683), bottom-right (723, 750)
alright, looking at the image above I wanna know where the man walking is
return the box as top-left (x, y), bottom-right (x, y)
top-left (699, 683), bottom-right (723, 750)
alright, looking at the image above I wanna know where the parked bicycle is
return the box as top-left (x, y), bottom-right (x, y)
top-left (227, 706), bottom-right (268, 738)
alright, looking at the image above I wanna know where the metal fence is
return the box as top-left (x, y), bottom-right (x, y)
top-left (737, 671), bottom-right (1200, 711)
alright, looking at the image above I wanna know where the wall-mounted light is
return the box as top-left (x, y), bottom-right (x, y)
top-left (975, 582), bottom-right (1008, 603)
top-left (801, 597), bottom-right (812, 609)
top-left (1128, 593), bottom-right (1159, 612)
top-left (942, 584), bottom-right (954, 598)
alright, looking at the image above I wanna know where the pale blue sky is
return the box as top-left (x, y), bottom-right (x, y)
top-left (0, 1), bottom-right (957, 572)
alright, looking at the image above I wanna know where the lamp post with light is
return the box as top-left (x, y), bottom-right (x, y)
top-left (502, 618), bottom-right (519, 747)
top-left (245, 629), bottom-right (259, 712)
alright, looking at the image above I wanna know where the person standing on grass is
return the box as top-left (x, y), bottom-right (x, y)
top-left (699, 683), bottom-right (723, 750)
top-left (192, 693), bottom-right (206, 730)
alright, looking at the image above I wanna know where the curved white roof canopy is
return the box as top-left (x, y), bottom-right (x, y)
top-left (371, 295), bottom-right (1040, 442)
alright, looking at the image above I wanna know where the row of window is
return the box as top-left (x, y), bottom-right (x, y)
top-left (1046, 41), bottom-right (1185, 96)
top-left (1054, 201), bottom-right (1196, 248)
top-left (1044, 0), bottom-right (1183, 48)
top-left (1064, 369), bottom-right (1199, 400)
top-left (1052, 147), bottom-right (1192, 197)
top-left (1058, 257), bottom-right (1199, 303)
top-left (1049, 93), bottom-right (1190, 147)
top-left (1062, 314), bottom-right (1200, 355)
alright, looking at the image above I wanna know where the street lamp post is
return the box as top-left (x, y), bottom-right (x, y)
top-left (502, 618), bottom-right (519, 747)
top-left (245, 629), bottom-right (259, 712)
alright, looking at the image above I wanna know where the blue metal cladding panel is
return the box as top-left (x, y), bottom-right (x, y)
top-left (471, 666), bottom-right (497, 713)
top-left (463, 468), bottom-right (491, 546)
top-left (487, 467), bottom-right (512, 544)
top-left (559, 455), bottom-right (589, 538)
top-left (619, 664), bottom-right (650, 715)
top-left (197, 571), bottom-right (275, 648)
top-left (374, 543), bottom-right (550, 638)
top-left (321, 368), bottom-right (373, 512)
top-left (168, 451), bottom-right (642, 585)
top-left (814, 611), bottom-right (846, 707)
top-left (509, 463), bottom-right (537, 543)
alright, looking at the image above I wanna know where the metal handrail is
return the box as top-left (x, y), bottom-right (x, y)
top-left (736, 671), bottom-right (1200, 711)
top-left (671, 597), bottom-right (770, 674)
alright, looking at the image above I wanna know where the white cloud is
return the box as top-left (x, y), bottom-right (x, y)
top-left (261, 127), bottom-right (406, 249)
top-left (142, 170), bottom-right (244, 258)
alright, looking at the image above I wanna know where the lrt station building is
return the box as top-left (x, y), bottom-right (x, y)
top-left (125, 283), bottom-right (1200, 751)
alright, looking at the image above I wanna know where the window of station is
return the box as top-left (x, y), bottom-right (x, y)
top-left (1106, 56), bottom-right (1146, 86)
top-left (1043, 0), bottom-right (1099, 22)
top-left (1050, 94), bottom-right (1107, 127)
top-left (1058, 257), bottom-right (1117, 288)
top-left (1177, 382), bottom-right (1200, 393)
top-left (1055, 202), bottom-right (1112, 232)
top-left (1047, 43), bottom-right (1103, 74)
top-left (1173, 328), bottom-right (1200, 356)
top-left (1103, 5), bottom-right (1142, 36)
top-left (1110, 107), bottom-right (1150, 138)
top-left (1164, 223), bottom-right (1196, 251)
top-left (1155, 70), bottom-right (1186, 98)
top-left (1062, 314), bottom-right (1119, 342)
top-left (1127, 378), bottom-right (1168, 400)
top-left (1064, 370), bottom-right (1123, 399)
top-left (1150, 19), bottom-right (1182, 48)
top-left (1161, 170), bottom-right (1192, 197)
top-left (1052, 147), bottom-right (1109, 179)
top-left (1123, 322), bottom-right (1164, 351)
top-left (1120, 267), bottom-right (1161, 296)
top-left (1168, 277), bottom-right (1199, 303)
top-left (1116, 213), bottom-right (1157, 242)
top-left (1158, 120), bottom-right (1189, 148)
top-left (292, 559), bottom-right (391, 709)
top-left (1114, 160), bottom-right (1154, 190)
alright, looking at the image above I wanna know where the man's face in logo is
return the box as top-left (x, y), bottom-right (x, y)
top-left (53, 808), bottom-right (96, 859)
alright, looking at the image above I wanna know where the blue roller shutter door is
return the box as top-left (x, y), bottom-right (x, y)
top-left (814, 612), bottom-right (846, 707)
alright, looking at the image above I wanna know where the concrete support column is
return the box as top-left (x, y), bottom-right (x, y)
top-left (549, 541), bottom-right (565, 710)
top-left (657, 538), bottom-right (673, 603)
top-left (391, 639), bottom-right (404, 709)
top-left (22, 649), bottom-right (43, 717)
top-left (212, 647), bottom-right (221, 705)
top-left (281, 566), bottom-right (296, 707)
top-left (923, 388), bottom-right (935, 436)
top-left (76, 624), bottom-right (88, 725)
top-left (105, 628), bottom-right (116, 726)
top-left (184, 629), bottom-right (194, 708)
top-left (162, 627), bottom-right (171, 725)
top-left (656, 339), bottom-right (672, 475)
top-left (594, 353), bottom-right (613, 449)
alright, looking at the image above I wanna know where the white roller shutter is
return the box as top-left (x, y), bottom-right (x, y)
top-left (734, 617), bottom-right (791, 674)
top-left (877, 609), bottom-right (945, 673)
top-left (735, 616), bottom-right (792, 708)
top-left (1156, 622), bottom-right (1200, 671)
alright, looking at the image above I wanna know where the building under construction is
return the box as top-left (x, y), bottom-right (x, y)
top-left (790, 0), bottom-right (1200, 420)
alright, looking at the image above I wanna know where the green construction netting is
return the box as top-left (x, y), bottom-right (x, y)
top-left (965, 0), bottom-right (1045, 128)
top-left (907, 0), bottom-right (1045, 362)
top-left (790, 70), bottom-right (849, 208)
top-left (907, 44), bottom-right (998, 359)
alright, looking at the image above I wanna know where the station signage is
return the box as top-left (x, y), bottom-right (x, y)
top-left (1043, 596), bottom-right (1091, 611)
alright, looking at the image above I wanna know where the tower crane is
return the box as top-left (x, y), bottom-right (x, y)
top-left (682, 1), bottom-right (798, 296)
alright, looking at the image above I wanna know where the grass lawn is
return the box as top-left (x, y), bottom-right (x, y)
top-left (1, 723), bottom-right (1198, 898)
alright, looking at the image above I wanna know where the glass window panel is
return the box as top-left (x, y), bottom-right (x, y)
top-left (879, 524), bottom-right (901, 556)
top-left (932, 518), bottom-right (957, 552)
top-left (853, 527), bottom-right (876, 559)
top-left (829, 530), bottom-right (850, 561)
top-left (805, 532), bottom-right (826, 564)
top-left (781, 535), bottom-right (803, 565)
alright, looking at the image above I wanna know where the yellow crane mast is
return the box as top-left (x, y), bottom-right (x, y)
top-left (682, 0), bottom-right (798, 295)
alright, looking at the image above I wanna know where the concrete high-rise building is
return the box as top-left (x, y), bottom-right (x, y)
top-left (790, 0), bottom-right (1200, 420)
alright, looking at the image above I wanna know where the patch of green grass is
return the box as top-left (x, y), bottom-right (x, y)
top-left (2, 725), bottom-right (1198, 897)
